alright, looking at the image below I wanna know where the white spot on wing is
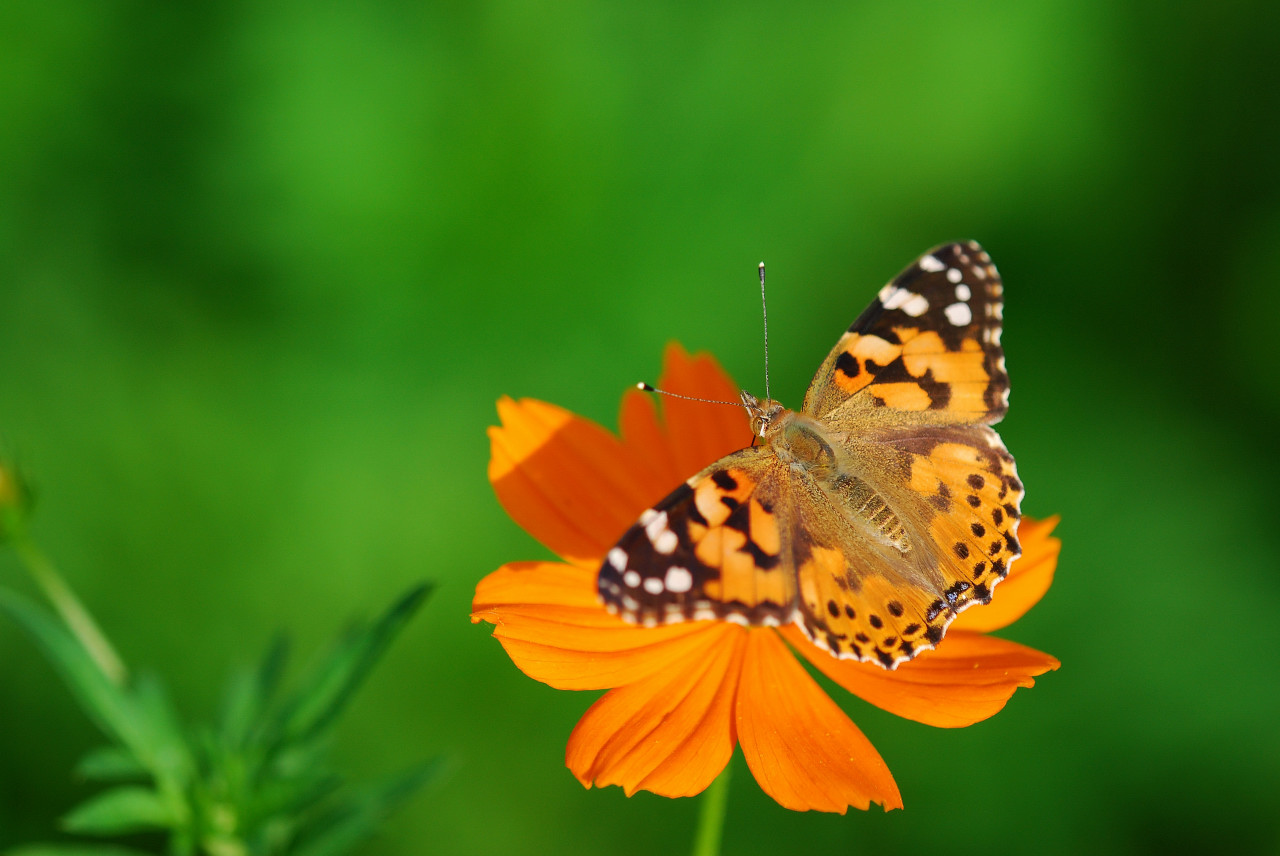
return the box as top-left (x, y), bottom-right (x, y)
top-left (643, 577), bottom-right (665, 595)
top-left (665, 566), bottom-right (693, 593)
top-left (654, 529), bottom-right (678, 554)
top-left (642, 510), bottom-right (676, 553)
top-left (623, 570), bottom-right (641, 588)
top-left (946, 267), bottom-right (963, 283)
top-left (944, 302), bottom-right (973, 326)
top-left (955, 284), bottom-right (971, 301)
top-left (607, 548), bottom-right (628, 571)
top-left (919, 254), bottom-right (945, 272)
top-left (882, 287), bottom-right (909, 310)
top-left (901, 294), bottom-right (930, 317)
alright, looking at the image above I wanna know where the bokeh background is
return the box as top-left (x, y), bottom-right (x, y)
top-left (3, 1), bottom-right (1279, 853)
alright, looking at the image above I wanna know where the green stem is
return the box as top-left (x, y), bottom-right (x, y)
top-left (13, 535), bottom-right (128, 686)
top-left (691, 763), bottom-right (731, 856)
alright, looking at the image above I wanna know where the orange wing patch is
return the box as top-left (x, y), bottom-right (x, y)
top-left (690, 469), bottom-right (790, 615)
top-left (795, 541), bottom-right (951, 668)
top-left (904, 429), bottom-right (1024, 612)
top-left (829, 333), bottom-right (901, 396)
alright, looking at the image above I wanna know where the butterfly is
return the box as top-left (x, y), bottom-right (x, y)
top-left (596, 241), bottom-right (1023, 669)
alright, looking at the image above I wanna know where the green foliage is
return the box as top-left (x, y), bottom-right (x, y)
top-left (0, 575), bottom-right (437, 856)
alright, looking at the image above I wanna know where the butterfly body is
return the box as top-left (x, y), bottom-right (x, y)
top-left (598, 242), bottom-right (1023, 669)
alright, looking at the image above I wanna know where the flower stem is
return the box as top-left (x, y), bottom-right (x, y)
top-left (12, 535), bottom-right (128, 686)
top-left (691, 763), bottom-right (731, 856)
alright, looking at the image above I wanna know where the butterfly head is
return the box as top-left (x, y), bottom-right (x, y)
top-left (741, 390), bottom-right (786, 439)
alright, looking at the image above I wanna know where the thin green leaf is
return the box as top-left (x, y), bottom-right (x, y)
top-left (0, 588), bottom-right (149, 759)
top-left (290, 759), bottom-right (443, 856)
top-left (6, 844), bottom-right (156, 856)
top-left (271, 583), bottom-right (431, 748)
top-left (60, 786), bottom-right (176, 836)
top-left (219, 633), bottom-right (289, 749)
top-left (75, 746), bottom-right (147, 782)
top-left (131, 672), bottom-right (195, 788)
top-left (248, 770), bottom-right (343, 829)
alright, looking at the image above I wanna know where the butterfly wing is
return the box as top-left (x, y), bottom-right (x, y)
top-left (788, 242), bottom-right (1024, 666)
top-left (804, 241), bottom-right (1008, 425)
top-left (597, 445), bottom-right (798, 627)
top-left (788, 424), bottom-right (1023, 667)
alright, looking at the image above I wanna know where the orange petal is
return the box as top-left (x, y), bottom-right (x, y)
top-left (654, 343), bottom-right (753, 478)
top-left (952, 515), bottom-right (1061, 633)
top-left (566, 622), bottom-right (745, 797)
top-left (785, 626), bottom-right (1060, 728)
top-left (488, 397), bottom-right (670, 566)
top-left (736, 629), bottom-right (902, 813)
top-left (473, 560), bottom-right (600, 611)
top-left (618, 387), bottom-right (687, 490)
top-left (472, 561), bottom-right (722, 690)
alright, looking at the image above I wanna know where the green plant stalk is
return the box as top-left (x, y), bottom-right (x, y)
top-left (691, 763), bottom-right (730, 856)
top-left (13, 534), bottom-right (128, 686)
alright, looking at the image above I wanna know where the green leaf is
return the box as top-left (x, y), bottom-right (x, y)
top-left (249, 769), bottom-right (343, 828)
top-left (218, 633), bottom-right (289, 749)
top-left (0, 588), bottom-right (148, 758)
top-left (6, 844), bottom-right (155, 856)
top-left (131, 671), bottom-right (195, 788)
top-left (61, 786), bottom-right (176, 835)
top-left (75, 746), bottom-right (147, 782)
top-left (290, 759), bottom-right (444, 856)
top-left (271, 583), bottom-right (431, 748)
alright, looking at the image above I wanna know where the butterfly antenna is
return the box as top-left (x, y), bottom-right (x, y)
top-left (635, 383), bottom-right (744, 407)
top-left (759, 261), bottom-right (771, 402)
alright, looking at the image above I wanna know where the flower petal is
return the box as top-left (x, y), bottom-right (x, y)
top-left (653, 343), bottom-right (752, 478)
top-left (952, 515), bottom-right (1061, 633)
top-left (488, 397), bottom-right (669, 566)
top-left (472, 561), bottom-right (724, 689)
top-left (473, 559), bottom-right (600, 610)
top-left (618, 388), bottom-right (687, 490)
top-left (784, 625), bottom-right (1060, 728)
top-left (566, 623), bottom-right (745, 798)
top-left (736, 630), bottom-right (902, 813)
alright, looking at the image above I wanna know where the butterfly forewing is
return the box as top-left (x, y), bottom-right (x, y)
top-left (804, 241), bottom-right (1009, 425)
top-left (598, 447), bottom-right (798, 627)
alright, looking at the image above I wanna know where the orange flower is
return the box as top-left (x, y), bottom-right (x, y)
top-left (472, 344), bottom-right (1060, 813)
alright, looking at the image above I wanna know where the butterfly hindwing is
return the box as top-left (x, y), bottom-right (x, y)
top-left (598, 446), bottom-right (797, 627)
top-left (789, 424), bottom-right (1025, 667)
top-left (804, 241), bottom-right (1008, 425)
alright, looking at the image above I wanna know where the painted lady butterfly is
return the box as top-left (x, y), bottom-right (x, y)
top-left (597, 242), bottom-right (1023, 669)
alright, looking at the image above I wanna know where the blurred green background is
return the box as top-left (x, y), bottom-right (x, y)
top-left (3, 1), bottom-right (1279, 853)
